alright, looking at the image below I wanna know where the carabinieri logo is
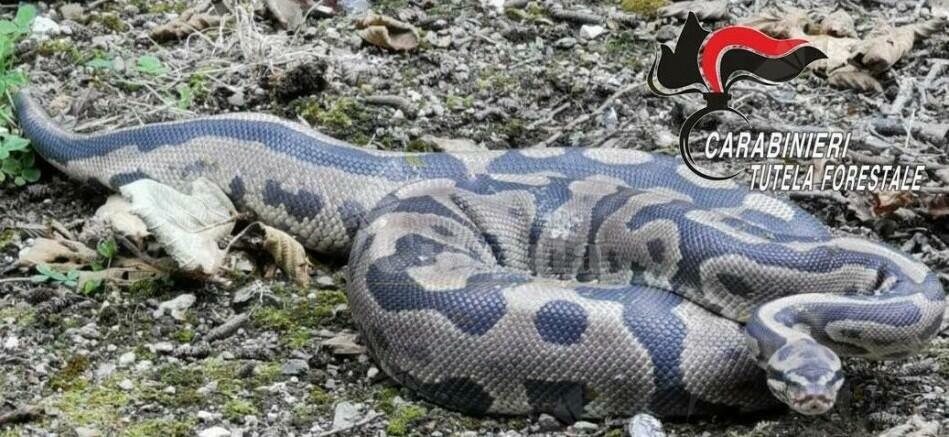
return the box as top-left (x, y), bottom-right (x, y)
top-left (648, 12), bottom-right (827, 180)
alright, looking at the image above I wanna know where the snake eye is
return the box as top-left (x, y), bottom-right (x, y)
top-left (767, 340), bottom-right (844, 416)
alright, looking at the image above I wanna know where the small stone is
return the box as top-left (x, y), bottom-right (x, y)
top-left (579, 25), bottom-right (606, 40)
top-left (60, 3), bottom-right (85, 21)
top-left (197, 427), bottom-right (231, 437)
top-left (536, 413), bottom-right (562, 432)
top-left (332, 402), bottom-right (363, 430)
top-left (282, 359), bottom-right (310, 376)
top-left (206, 313), bottom-right (250, 342)
top-left (148, 342), bottom-right (175, 354)
top-left (572, 421), bottom-right (598, 432)
top-left (153, 294), bottom-right (196, 321)
top-left (118, 379), bottom-right (135, 391)
top-left (74, 427), bottom-right (101, 437)
top-left (366, 366), bottom-right (379, 380)
top-left (163, 385), bottom-right (176, 394)
top-left (32, 16), bottom-right (62, 36)
top-left (315, 274), bottom-right (335, 288)
top-left (227, 89), bottom-right (246, 107)
top-left (197, 380), bottom-right (218, 396)
top-left (197, 410), bottom-right (218, 422)
top-left (2, 336), bottom-right (18, 350)
top-left (627, 413), bottom-right (665, 437)
top-left (118, 351), bottom-right (136, 367)
top-left (339, 0), bottom-right (371, 14)
top-left (94, 363), bottom-right (116, 381)
top-left (555, 37), bottom-right (577, 49)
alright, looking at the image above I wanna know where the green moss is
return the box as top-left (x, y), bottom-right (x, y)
top-left (125, 418), bottom-right (195, 437)
top-left (386, 404), bottom-right (427, 436)
top-left (90, 13), bottom-right (128, 32)
top-left (297, 96), bottom-right (364, 134)
top-left (174, 328), bottom-right (195, 343)
top-left (250, 362), bottom-right (282, 388)
top-left (310, 386), bottom-right (333, 405)
top-left (0, 306), bottom-right (35, 327)
top-left (142, 365), bottom-right (206, 407)
top-left (375, 387), bottom-right (400, 414)
top-left (49, 355), bottom-right (90, 392)
top-left (52, 379), bottom-right (129, 428)
top-left (604, 429), bottom-right (624, 437)
top-left (254, 290), bottom-right (348, 338)
top-left (223, 399), bottom-right (258, 422)
top-left (620, 0), bottom-right (668, 16)
top-left (37, 38), bottom-right (84, 63)
top-left (314, 290), bottom-right (347, 317)
top-left (286, 327), bottom-right (312, 349)
top-left (128, 278), bottom-right (165, 300)
top-left (0, 228), bottom-right (16, 249)
top-left (202, 357), bottom-right (243, 395)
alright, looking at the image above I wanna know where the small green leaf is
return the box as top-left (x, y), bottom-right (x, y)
top-left (2, 157), bottom-right (21, 175)
top-left (97, 238), bottom-right (117, 259)
top-left (66, 270), bottom-right (80, 281)
top-left (2, 135), bottom-right (30, 151)
top-left (86, 57), bottom-right (114, 70)
top-left (176, 83), bottom-right (193, 110)
top-left (82, 279), bottom-right (103, 294)
top-left (0, 171), bottom-right (5, 183)
top-left (30, 274), bottom-right (48, 283)
top-left (36, 264), bottom-right (68, 282)
top-left (13, 176), bottom-right (24, 186)
top-left (13, 4), bottom-right (37, 32)
top-left (19, 151), bottom-right (35, 167)
top-left (21, 167), bottom-right (39, 183)
top-left (136, 55), bottom-right (168, 76)
top-left (64, 280), bottom-right (77, 288)
top-left (0, 21), bottom-right (18, 35)
top-left (0, 149), bottom-right (8, 160)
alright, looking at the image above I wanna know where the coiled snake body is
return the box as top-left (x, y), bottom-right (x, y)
top-left (15, 90), bottom-right (945, 421)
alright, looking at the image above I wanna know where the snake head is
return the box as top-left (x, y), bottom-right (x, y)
top-left (766, 339), bottom-right (844, 415)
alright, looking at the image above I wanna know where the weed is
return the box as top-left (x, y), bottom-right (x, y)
top-left (0, 4), bottom-right (38, 186)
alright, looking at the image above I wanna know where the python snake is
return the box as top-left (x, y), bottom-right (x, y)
top-left (15, 89), bottom-right (946, 421)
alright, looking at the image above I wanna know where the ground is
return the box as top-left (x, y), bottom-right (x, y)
top-left (0, 0), bottom-right (948, 436)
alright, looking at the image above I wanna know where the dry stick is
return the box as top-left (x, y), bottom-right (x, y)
top-left (526, 101), bottom-right (571, 130)
top-left (532, 82), bottom-right (644, 148)
top-left (318, 412), bottom-right (383, 437)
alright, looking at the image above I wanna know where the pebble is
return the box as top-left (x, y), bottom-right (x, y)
top-left (555, 37), bottom-right (578, 49)
top-left (32, 16), bottom-right (63, 36)
top-left (315, 274), bottom-right (335, 288)
top-left (536, 413), bottom-right (562, 432)
top-left (198, 427), bottom-right (231, 437)
top-left (572, 421), bottom-right (598, 432)
top-left (74, 427), bottom-right (101, 437)
top-left (148, 341), bottom-right (175, 354)
top-left (118, 378), bottom-right (135, 391)
top-left (627, 413), bottom-right (666, 437)
top-left (198, 380), bottom-right (218, 396)
top-left (118, 351), bottom-right (136, 367)
top-left (579, 25), bottom-right (606, 40)
top-left (153, 294), bottom-right (196, 321)
top-left (60, 3), bottom-right (85, 21)
top-left (94, 363), bottom-right (116, 381)
top-left (197, 411), bottom-right (218, 421)
top-left (227, 89), bottom-right (246, 107)
top-left (2, 336), bottom-right (18, 350)
top-left (331, 402), bottom-right (363, 430)
top-left (282, 359), bottom-right (310, 376)
top-left (366, 366), bottom-right (379, 380)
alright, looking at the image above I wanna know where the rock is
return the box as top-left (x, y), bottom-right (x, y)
top-left (481, 0), bottom-right (505, 13)
top-left (118, 351), bottom-right (136, 367)
top-left (197, 380), bottom-right (218, 396)
top-left (227, 89), bottom-right (246, 107)
top-left (206, 313), bottom-right (250, 342)
top-left (60, 3), bottom-right (85, 21)
top-left (197, 410), bottom-right (219, 422)
top-left (32, 16), bottom-right (62, 36)
top-left (877, 415), bottom-right (941, 437)
top-left (321, 332), bottom-right (367, 355)
top-left (555, 37), bottom-right (577, 49)
top-left (153, 294), bottom-right (196, 321)
top-left (579, 25), bottom-right (606, 40)
top-left (148, 341), bottom-right (175, 354)
top-left (315, 274), bottom-right (335, 288)
top-left (572, 421), bottom-right (598, 432)
top-left (2, 336), bottom-right (18, 350)
top-left (627, 413), bottom-right (665, 437)
top-left (232, 281), bottom-right (265, 305)
top-left (198, 427), bottom-right (231, 437)
top-left (118, 378), bottom-right (135, 391)
top-left (536, 413), bottom-right (562, 432)
top-left (366, 366), bottom-right (379, 380)
top-left (282, 359), bottom-right (310, 376)
top-left (74, 427), bottom-right (101, 437)
top-left (331, 402), bottom-right (363, 430)
top-left (94, 363), bottom-right (116, 381)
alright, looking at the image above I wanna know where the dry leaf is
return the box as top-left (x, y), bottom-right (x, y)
top-left (77, 261), bottom-right (163, 289)
top-left (92, 195), bottom-right (150, 244)
top-left (872, 191), bottom-right (916, 215)
top-left (818, 10), bottom-right (856, 38)
top-left (262, 224), bottom-right (311, 286)
top-left (742, 7), bottom-right (812, 39)
top-left (265, 0), bottom-right (303, 30)
top-left (803, 34), bottom-right (860, 73)
top-left (321, 332), bottom-right (367, 355)
top-left (120, 178), bottom-right (236, 276)
top-left (149, 9), bottom-right (221, 42)
top-left (356, 14), bottom-right (419, 51)
top-left (827, 65), bottom-right (883, 92)
top-left (924, 195), bottom-right (949, 219)
top-left (658, 0), bottom-right (728, 21)
top-left (16, 238), bottom-right (97, 270)
top-left (857, 25), bottom-right (916, 73)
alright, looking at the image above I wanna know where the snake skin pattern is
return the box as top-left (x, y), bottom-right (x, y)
top-left (15, 90), bottom-right (946, 421)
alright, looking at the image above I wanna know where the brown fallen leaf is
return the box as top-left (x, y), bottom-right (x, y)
top-left (16, 238), bottom-right (97, 270)
top-left (262, 224), bottom-right (311, 286)
top-left (149, 7), bottom-right (221, 42)
top-left (658, 0), bottom-right (728, 21)
top-left (872, 191), bottom-right (916, 216)
top-left (827, 65), bottom-right (882, 92)
top-left (89, 195), bottom-right (150, 245)
top-left (925, 194), bottom-right (949, 219)
top-left (817, 10), bottom-right (856, 38)
top-left (356, 14), bottom-right (419, 51)
top-left (856, 20), bottom-right (944, 73)
top-left (742, 7), bottom-right (812, 39)
top-left (77, 260), bottom-right (164, 289)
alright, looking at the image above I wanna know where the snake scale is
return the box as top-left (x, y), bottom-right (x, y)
top-left (15, 89), bottom-right (946, 421)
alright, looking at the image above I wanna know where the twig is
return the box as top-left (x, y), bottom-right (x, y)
top-left (363, 95), bottom-right (416, 118)
top-left (526, 101), bottom-right (570, 130)
top-left (548, 7), bottom-right (603, 25)
top-left (318, 412), bottom-right (383, 437)
top-left (0, 277), bottom-right (33, 284)
top-left (532, 82), bottom-right (644, 148)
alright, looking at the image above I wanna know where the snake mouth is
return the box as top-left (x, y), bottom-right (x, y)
top-left (789, 391), bottom-right (834, 416)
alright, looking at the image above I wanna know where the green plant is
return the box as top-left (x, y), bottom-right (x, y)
top-left (0, 4), bottom-right (37, 186)
top-left (136, 55), bottom-right (168, 76)
top-left (31, 264), bottom-right (80, 288)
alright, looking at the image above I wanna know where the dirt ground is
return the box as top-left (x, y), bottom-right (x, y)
top-left (1, 0), bottom-right (948, 436)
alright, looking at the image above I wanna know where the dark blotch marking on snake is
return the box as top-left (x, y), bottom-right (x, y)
top-left (263, 179), bottom-right (323, 221)
top-left (228, 176), bottom-right (246, 202)
top-left (647, 239), bottom-right (666, 264)
top-left (717, 273), bottom-right (754, 298)
top-left (535, 300), bottom-right (588, 345)
top-left (109, 170), bottom-right (151, 187)
top-left (416, 378), bottom-right (494, 416)
top-left (524, 380), bottom-right (592, 424)
top-left (338, 200), bottom-right (367, 240)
